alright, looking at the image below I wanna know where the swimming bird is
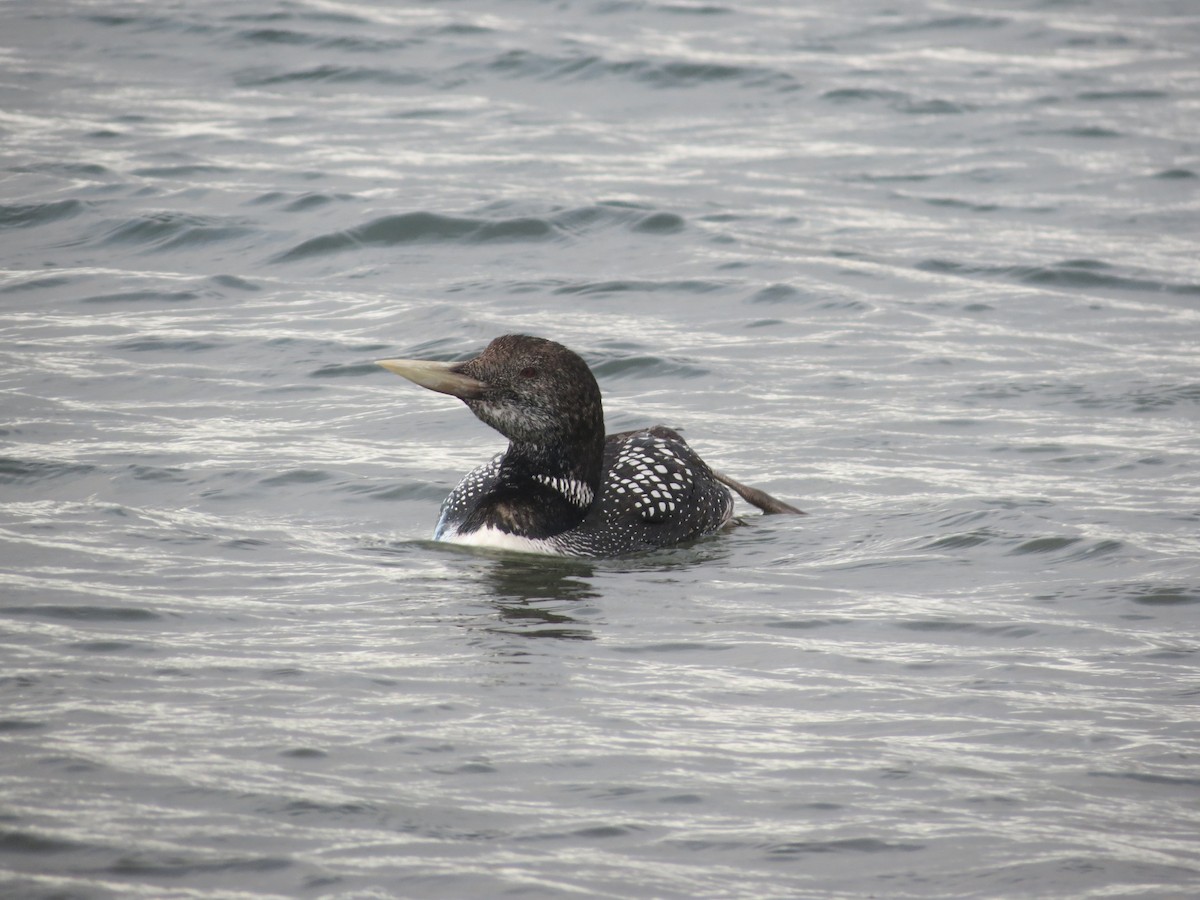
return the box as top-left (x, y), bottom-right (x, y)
top-left (377, 334), bottom-right (802, 557)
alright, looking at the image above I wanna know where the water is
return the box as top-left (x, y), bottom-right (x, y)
top-left (2, 1), bottom-right (1199, 897)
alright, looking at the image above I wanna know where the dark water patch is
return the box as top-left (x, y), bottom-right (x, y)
top-left (210, 273), bottom-right (260, 291)
top-left (1052, 125), bottom-right (1123, 139)
top-left (613, 642), bottom-right (733, 654)
top-left (1077, 89), bottom-right (1168, 102)
top-left (127, 465), bottom-right (186, 487)
top-left (766, 837), bottom-right (923, 857)
top-left (924, 531), bottom-right (992, 550)
top-left (311, 361), bottom-right (380, 378)
top-left (280, 747), bottom-right (327, 759)
top-left (632, 211), bottom-right (685, 233)
top-left (155, 226), bottom-right (253, 252)
top-left (81, 10), bottom-right (223, 36)
top-left (641, 60), bottom-right (790, 89)
top-left (825, 89), bottom-right (968, 114)
top-left (0, 199), bottom-right (88, 229)
top-left (0, 275), bottom-right (75, 294)
top-left (81, 13), bottom-right (151, 27)
top-left (227, 8), bottom-right (369, 25)
top-left (1009, 537), bottom-right (1080, 555)
top-left (224, 538), bottom-right (270, 550)
top-left (131, 164), bottom-right (232, 178)
top-left (668, 838), bottom-right (754, 853)
top-left (766, 617), bottom-right (853, 630)
top-left (1064, 540), bottom-right (1123, 561)
top-left (917, 195), bottom-right (1051, 214)
top-left (570, 824), bottom-right (633, 839)
top-left (489, 622), bottom-right (596, 642)
top-left (822, 87), bottom-right (909, 104)
top-left (246, 190), bottom-right (350, 211)
top-left (440, 761), bottom-right (499, 775)
top-left (246, 191), bottom-right (287, 206)
top-left (277, 799), bottom-right (378, 818)
top-left (0, 720), bottom-right (45, 732)
top-left (424, 21), bottom-right (496, 37)
top-left (282, 193), bottom-right (342, 212)
top-left (260, 469), bottom-right (332, 486)
top-left (81, 289), bottom-right (202, 304)
top-left (69, 640), bottom-right (151, 653)
top-left (4, 605), bottom-right (160, 622)
top-left (1089, 770), bottom-right (1200, 789)
top-left (1125, 383), bottom-right (1200, 411)
top-left (482, 49), bottom-right (594, 80)
top-left (0, 457), bottom-right (95, 484)
top-left (265, 667), bottom-right (305, 679)
top-left (114, 337), bottom-right (220, 352)
top-left (235, 64), bottom-right (422, 88)
top-left (881, 13), bottom-right (1010, 32)
top-left (341, 482), bottom-right (447, 502)
top-left (916, 258), bottom-right (1200, 295)
top-left (897, 620), bottom-right (1037, 639)
top-left (1010, 536), bottom-right (1121, 563)
top-left (275, 205), bottom-right (684, 262)
top-left (392, 106), bottom-right (475, 120)
top-left (232, 27), bottom-right (403, 51)
top-left (13, 161), bottom-right (114, 179)
top-left (819, 296), bottom-right (872, 311)
top-left (0, 829), bottom-right (89, 854)
top-left (273, 211), bottom-right (555, 261)
top-left (971, 380), bottom-right (1200, 413)
top-left (1128, 586), bottom-right (1198, 606)
top-left (0, 674), bottom-right (40, 689)
top-left (921, 196), bottom-right (999, 212)
top-left (473, 217), bottom-right (555, 240)
top-left (234, 26), bottom-right (337, 46)
top-left (656, 3), bottom-right (732, 13)
top-left (475, 49), bottom-right (794, 90)
top-left (1153, 168), bottom-right (1196, 180)
top-left (589, 354), bottom-right (710, 380)
top-left (859, 172), bottom-right (935, 183)
top-left (109, 853), bottom-right (293, 876)
top-left (903, 98), bottom-right (969, 114)
top-left (554, 278), bottom-right (725, 297)
top-left (556, 203), bottom-right (688, 235)
top-left (519, 823), bottom-right (639, 842)
top-left (993, 443), bottom-right (1069, 454)
top-left (94, 211), bottom-right (253, 253)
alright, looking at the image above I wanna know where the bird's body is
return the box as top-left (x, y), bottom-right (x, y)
top-left (434, 424), bottom-right (735, 557)
top-left (377, 335), bottom-right (801, 558)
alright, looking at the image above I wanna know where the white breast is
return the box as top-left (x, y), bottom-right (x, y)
top-left (437, 524), bottom-right (565, 556)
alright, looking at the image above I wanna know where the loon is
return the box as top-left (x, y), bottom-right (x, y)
top-left (377, 334), bottom-right (802, 557)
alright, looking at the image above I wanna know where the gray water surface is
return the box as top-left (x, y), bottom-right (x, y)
top-left (2, 1), bottom-right (1199, 898)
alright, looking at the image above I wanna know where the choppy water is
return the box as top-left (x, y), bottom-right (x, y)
top-left (3, 1), bottom-right (1199, 898)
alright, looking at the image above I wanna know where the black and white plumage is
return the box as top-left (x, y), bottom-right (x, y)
top-left (377, 334), bottom-right (802, 558)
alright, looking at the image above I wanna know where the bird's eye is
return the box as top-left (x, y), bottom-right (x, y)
top-left (519, 366), bottom-right (539, 379)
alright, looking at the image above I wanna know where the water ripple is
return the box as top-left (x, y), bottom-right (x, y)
top-left (918, 258), bottom-right (1200, 295)
top-left (0, 199), bottom-right (90, 229)
top-left (273, 205), bottom-right (685, 261)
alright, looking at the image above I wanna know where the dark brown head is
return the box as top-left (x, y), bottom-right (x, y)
top-left (378, 334), bottom-right (605, 451)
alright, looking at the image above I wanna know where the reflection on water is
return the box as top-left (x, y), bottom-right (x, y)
top-left (482, 554), bottom-right (599, 640)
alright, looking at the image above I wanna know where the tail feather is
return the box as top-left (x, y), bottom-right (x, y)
top-left (714, 471), bottom-right (805, 516)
